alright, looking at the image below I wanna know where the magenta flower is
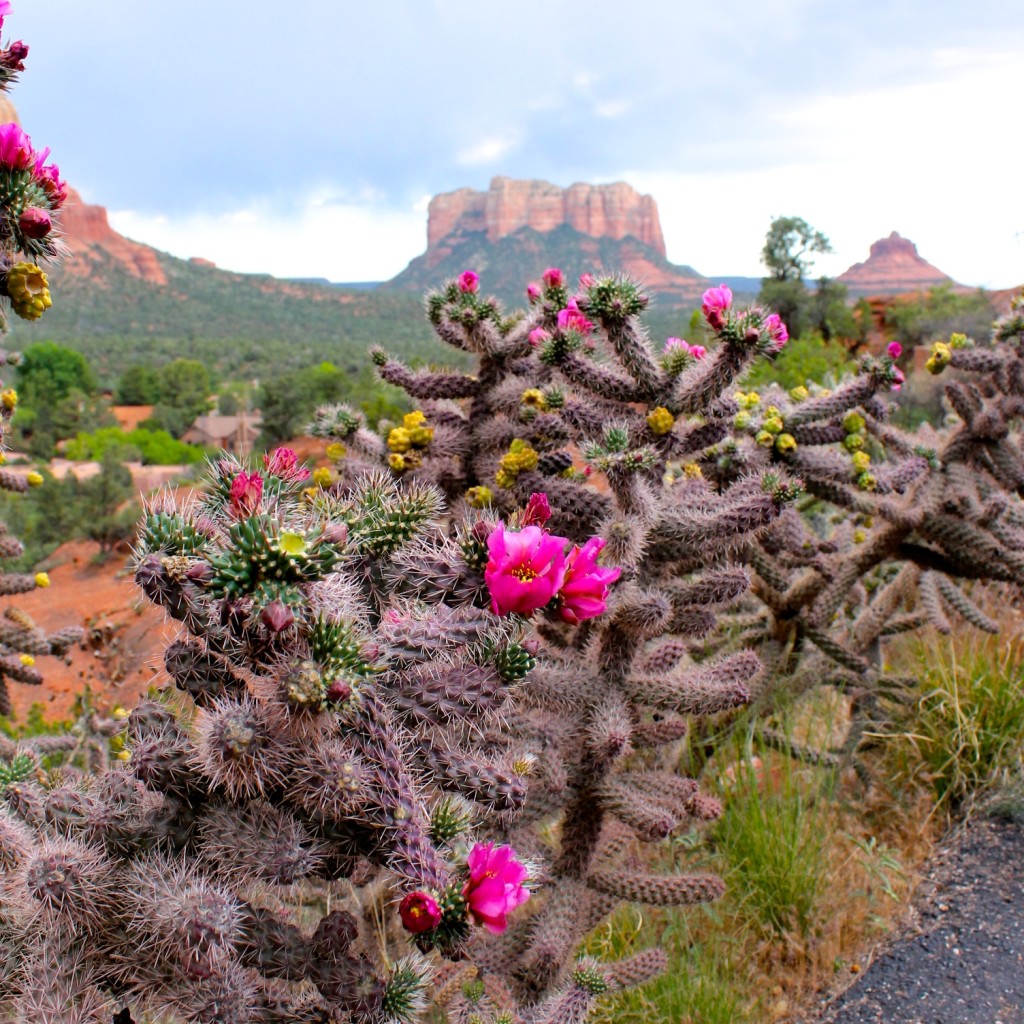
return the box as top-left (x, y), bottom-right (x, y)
top-left (0, 1), bottom-right (10, 31)
top-left (0, 122), bottom-right (36, 171)
top-left (1, 39), bottom-right (28, 71)
top-left (485, 523), bottom-right (567, 617)
top-left (462, 842), bottom-right (531, 934)
top-left (557, 298), bottom-right (594, 335)
top-left (34, 162), bottom-right (67, 208)
top-left (891, 366), bottom-right (905, 392)
top-left (690, 344), bottom-right (707, 359)
top-left (557, 536), bottom-right (621, 625)
top-left (764, 313), bottom-right (789, 347)
top-left (526, 282), bottom-right (541, 303)
top-left (701, 283), bottom-right (733, 330)
top-left (399, 891), bottom-right (443, 934)
top-left (528, 327), bottom-right (551, 347)
top-left (887, 341), bottom-right (902, 359)
top-left (521, 491), bottom-right (551, 527)
top-left (542, 267), bottom-right (564, 289)
top-left (579, 272), bottom-right (595, 288)
top-left (664, 336), bottom-right (687, 352)
top-left (18, 207), bottom-right (50, 239)
top-left (457, 269), bottom-right (479, 294)
top-left (229, 471), bottom-right (263, 516)
top-left (263, 446), bottom-right (310, 482)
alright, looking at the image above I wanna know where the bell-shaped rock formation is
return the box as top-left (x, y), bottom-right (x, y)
top-left (837, 232), bottom-right (953, 296)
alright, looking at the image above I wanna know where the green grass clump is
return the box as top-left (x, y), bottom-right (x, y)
top-left (891, 620), bottom-right (1024, 809)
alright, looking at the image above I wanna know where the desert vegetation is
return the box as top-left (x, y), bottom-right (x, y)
top-left (0, 4), bottom-right (1022, 1022)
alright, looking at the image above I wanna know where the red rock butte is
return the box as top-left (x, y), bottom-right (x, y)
top-left (427, 176), bottom-right (667, 255)
top-left (837, 232), bottom-right (953, 296)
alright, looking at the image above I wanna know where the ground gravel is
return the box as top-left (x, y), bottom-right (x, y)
top-left (804, 814), bottom-right (1024, 1024)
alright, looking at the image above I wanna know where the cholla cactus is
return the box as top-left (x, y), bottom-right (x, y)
top-left (0, 5), bottom-right (77, 717)
top-left (0, 4), bottom-right (66, 327)
top-left (333, 268), bottom-right (1024, 781)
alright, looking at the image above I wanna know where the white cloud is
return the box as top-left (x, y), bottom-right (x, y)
top-left (627, 49), bottom-right (1023, 288)
top-left (109, 195), bottom-right (427, 283)
top-left (594, 99), bottom-right (631, 119)
top-left (455, 135), bottom-right (520, 167)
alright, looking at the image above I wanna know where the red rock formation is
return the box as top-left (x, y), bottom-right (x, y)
top-left (837, 232), bottom-right (952, 296)
top-left (59, 187), bottom-right (168, 285)
top-left (427, 177), bottom-right (666, 255)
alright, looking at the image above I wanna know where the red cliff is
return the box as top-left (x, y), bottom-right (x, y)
top-left (427, 177), bottom-right (667, 255)
top-left (59, 187), bottom-right (168, 285)
top-left (837, 232), bottom-right (952, 296)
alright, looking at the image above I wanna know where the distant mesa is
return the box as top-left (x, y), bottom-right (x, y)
top-left (427, 176), bottom-right (666, 255)
top-left (837, 232), bottom-right (953, 297)
top-left (60, 187), bottom-right (168, 285)
top-left (190, 257), bottom-right (217, 269)
top-left (385, 176), bottom-right (708, 305)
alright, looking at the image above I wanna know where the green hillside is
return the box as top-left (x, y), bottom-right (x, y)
top-left (382, 224), bottom-right (706, 309)
top-left (6, 248), bottom-right (454, 386)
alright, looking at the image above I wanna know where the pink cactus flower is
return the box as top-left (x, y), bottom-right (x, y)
top-left (701, 283), bottom-right (733, 330)
top-left (229, 471), bottom-right (264, 516)
top-left (521, 492), bottom-right (551, 527)
top-left (34, 162), bottom-right (67, 208)
top-left (462, 842), bottom-right (531, 934)
top-left (578, 272), bottom-right (595, 288)
top-left (557, 536), bottom-right (621, 625)
top-left (0, 2), bottom-right (10, 30)
top-left (664, 336), bottom-right (687, 352)
top-left (2, 39), bottom-right (28, 71)
top-left (887, 341), bottom-right (902, 359)
top-left (556, 298), bottom-right (594, 335)
top-left (399, 891), bottom-right (442, 934)
top-left (526, 282), bottom-right (541, 303)
top-left (690, 344), bottom-right (707, 359)
top-left (542, 267), bottom-right (564, 289)
top-left (0, 122), bottom-right (36, 171)
top-left (457, 269), bottom-right (479, 294)
top-left (263, 446), bottom-right (310, 481)
top-left (891, 366), bottom-right (905, 392)
top-left (528, 327), bottom-right (550, 347)
top-left (764, 313), bottom-right (789, 346)
top-left (18, 207), bottom-right (50, 239)
top-left (485, 523), bottom-right (567, 617)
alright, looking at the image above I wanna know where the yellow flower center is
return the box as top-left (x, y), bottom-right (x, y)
top-left (512, 566), bottom-right (537, 583)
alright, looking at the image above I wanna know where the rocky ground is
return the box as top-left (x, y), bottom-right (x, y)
top-left (805, 812), bottom-right (1024, 1024)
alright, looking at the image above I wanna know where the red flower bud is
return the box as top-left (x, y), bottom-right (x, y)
top-left (18, 207), bottom-right (51, 238)
top-left (326, 678), bottom-right (352, 704)
top-left (261, 600), bottom-right (294, 633)
top-left (398, 891), bottom-right (442, 934)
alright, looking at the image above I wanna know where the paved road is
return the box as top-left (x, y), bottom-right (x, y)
top-left (805, 815), bottom-right (1024, 1024)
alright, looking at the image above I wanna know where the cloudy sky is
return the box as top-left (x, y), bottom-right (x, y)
top-left (8, 0), bottom-right (1024, 287)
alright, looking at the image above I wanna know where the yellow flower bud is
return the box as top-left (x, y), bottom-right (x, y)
top-left (520, 388), bottom-right (548, 411)
top-left (18, 654), bottom-right (34, 667)
top-left (789, 385), bottom-right (809, 402)
top-left (113, 706), bottom-right (130, 719)
top-left (853, 528), bottom-right (867, 544)
top-left (388, 452), bottom-right (406, 472)
top-left (851, 451), bottom-right (871, 473)
top-left (465, 485), bottom-right (493, 508)
top-left (409, 426), bottom-right (434, 447)
top-left (116, 749), bottom-right (132, 762)
top-left (387, 426), bottom-right (413, 453)
top-left (26, 471), bottom-right (43, 487)
top-left (756, 430), bottom-right (775, 448)
top-left (0, 388), bottom-right (17, 410)
top-left (762, 415), bottom-right (784, 436)
top-left (646, 406), bottom-right (675, 435)
top-left (311, 467), bottom-right (332, 487)
top-left (681, 462), bottom-right (702, 479)
top-left (6, 262), bottom-right (52, 321)
top-left (325, 442), bottom-right (346, 462)
top-left (734, 411), bottom-right (751, 430)
top-left (33, 571), bottom-right (49, 588)
top-left (775, 433), bottom-right (797, 453)
top-left (402, 410), bottom-right (426, 429)
top-left (742, 391), bottom-right (762, 409)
